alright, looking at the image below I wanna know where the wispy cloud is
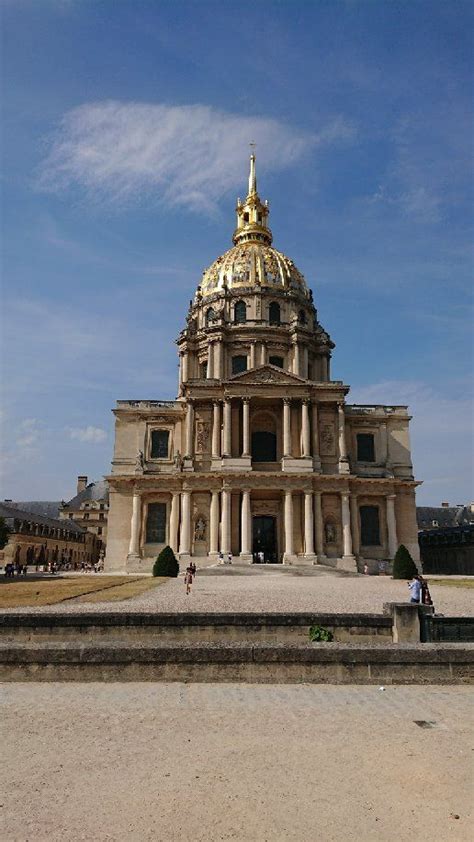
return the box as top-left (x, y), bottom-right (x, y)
top-left (16, 418), bottom-right (41, 448)
top-left (37, 101), bottom-right (354, 212)
top-left (67, 425), bottom-right (107, 443)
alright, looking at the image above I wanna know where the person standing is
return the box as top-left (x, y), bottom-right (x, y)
top-left (419, 576), bottom-right (433, 606)
top-left (184, 566), bottom-right (194, 595)
top-left (227, 552), bottom-right (232, 565)
top-left (408, 575), bottom-right (421, 604)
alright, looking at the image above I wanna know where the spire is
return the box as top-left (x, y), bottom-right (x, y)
top-left (248, 153), bottom-right (257, 195)
top-left (233, 154), bottom-right (272, 246)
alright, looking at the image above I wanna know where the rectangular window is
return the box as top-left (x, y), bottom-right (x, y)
top-left (357, 433), bottom-right (375, 462)
top-left (146, 502), bottom-right (166, 544)
top-left (99, 513), bottom-right (105, 521)
top-left (151, 429), bottom-right (169, 459)
top-left (98, 527), bottom-right (103, 536)
top-left (232, 355), bottom-right (248, 375)
top-left (360, 505), bottom-right (381, 545)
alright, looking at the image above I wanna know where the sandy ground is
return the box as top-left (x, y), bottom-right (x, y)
top-left (1, 683), bottom-right (472, 841)
top-left (2, 569), bottom-right (472, 616)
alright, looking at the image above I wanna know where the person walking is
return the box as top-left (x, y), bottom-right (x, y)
top-left (218, 551), bottom-right (224, 564)
top-left (227, 552), bottom-right (233, 565)
top-left (184, 566), bottom-right (194, 595)
top-left (408, 574), bottom-right (421, 604)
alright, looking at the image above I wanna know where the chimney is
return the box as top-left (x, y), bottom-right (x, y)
top-left (441, 502), bottom-right (450, 508)
top-left (77, 476), bottom-right (88, 494)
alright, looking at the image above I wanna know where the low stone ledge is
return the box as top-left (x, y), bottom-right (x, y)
top-left (0, 612), bottom-right (392, 629)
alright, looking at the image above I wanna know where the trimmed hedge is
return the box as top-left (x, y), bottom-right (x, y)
top-left (153, 546), bottom-right (179, 578)
top-left (392, 544), bottom-right (418, 580)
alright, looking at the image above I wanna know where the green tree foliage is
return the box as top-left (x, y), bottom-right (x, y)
top-left (392, 544), bottom-right (418, 579)
top-left (152, 545), bottom-right (179, 578)
top-left (0, 517), bottom-right (10, 550)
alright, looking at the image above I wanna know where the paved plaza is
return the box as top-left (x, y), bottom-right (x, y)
top-left (2, 566), bottom-right (473, 616)
top-left (1, 683), bottom-right (472, 841)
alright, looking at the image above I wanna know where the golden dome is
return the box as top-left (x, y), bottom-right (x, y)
top-left (199, 155), bottom-right (309, 298)
top-left (200, 241), bottom-right (308, 296)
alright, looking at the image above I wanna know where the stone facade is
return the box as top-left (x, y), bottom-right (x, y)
top-left (105, 156), bottom-right (420, 573)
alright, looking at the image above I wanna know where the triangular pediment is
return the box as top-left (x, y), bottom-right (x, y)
top-left (228, 365), bottom-right (307, 385)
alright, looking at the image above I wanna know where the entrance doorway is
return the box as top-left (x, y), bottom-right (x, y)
top-left (252, 516), bottom-right (278, 563)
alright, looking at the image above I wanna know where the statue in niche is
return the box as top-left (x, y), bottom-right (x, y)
top-left (173, 451), bottom-right (184, 472)
top-left (194, 516), bottom-right (206, 541)
top-left (135, 450), bottom-right (144, 472)
top-left (325, 521), bottom-right (337, 544)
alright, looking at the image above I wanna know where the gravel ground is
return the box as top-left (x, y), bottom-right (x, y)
top-left (1, 683), bottom-right (472, 841)
top-left (1, 568), bottom-right (472, 615)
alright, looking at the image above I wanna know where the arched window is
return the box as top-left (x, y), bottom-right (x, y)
top-left (298, 309), bottom-right (307, 324)
top-left (205, 307), bottom-right (216, 326)
top-left (269, 302), bottom-right (281, 325)
top-left (234, 300), bottom-right (247, 324)
top-left (232, 355), bottom-right (247, 375)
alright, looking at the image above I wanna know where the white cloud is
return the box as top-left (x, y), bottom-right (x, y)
top-left (38, 101), bottom-right (354, 212)
top-left (16, 418), bottom-right (40, 448)
top-left (68, 426), bottom-right (107, 443)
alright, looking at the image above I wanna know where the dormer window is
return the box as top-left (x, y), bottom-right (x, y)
top-left (205, 307), bottom-right (216, 325)
top-left (244, 212), bottom-right (249, 222)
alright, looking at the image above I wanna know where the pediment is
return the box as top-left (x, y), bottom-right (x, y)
top-left (228, 365), bottom-right (307, 385)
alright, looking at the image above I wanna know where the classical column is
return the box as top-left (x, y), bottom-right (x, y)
top-left (302, 346), bottom-right (308, 379)
top-left (242, 398), bottom-right (250, 457)
top-left (350, 493), bottom-right (360, 557)
top-left (301, 399), bottom-right (311, 458)
top-left (182, 351), bottom-right (189, 384)
top-left (260, 342), bottom-right (266, 366)
top-left (223, 399), bottom-right (232, 457)
top-left (304, 491), bottom-right (315, 557)
top-left (338, 403), bottom-right (349, 472)
top-left (179, 490), bottom-right (191, 556)
top-left (206, 343), bottom-right (214, 379)
top-left (209, 490), bottom-right (219, 555)
top-left (341, 492), bottom-right (354, 559)
top-left (283, 490), bottom-right (294, 560)
top-left (386, 494), bottom-right (398, 559)
top-left (322, 355), bottom-right (329, 381)
top-left (214, 341), bottom-right (223, 380)
top-left (128, 488), bottom-right (141, 557)
top-left (221, 487), bottom-right (231, 554)
top-left (185, 400), bottom-right (194, 458)
top-left (169, 492), bottom-right (180, 554)
top-left (212, 401), bottom-right (221, 458)
top-left (314, 491), bottom-right (325, 559)
top-left (240, 490), bottom-right (252, 558)
top-left (293, 342), bottom-right (301, 376)
top-left (283, 399), bottom-right (292, 457)
top-left (249, 342), bottom-right (256, 369)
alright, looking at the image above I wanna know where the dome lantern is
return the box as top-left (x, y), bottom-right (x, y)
top-left (233, 154), bottom-right (273, 247)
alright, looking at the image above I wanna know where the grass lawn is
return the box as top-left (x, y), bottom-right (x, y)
top-left (427, 578), bottom-right (474, 589)
top-left (0, 576), bottom-right (168, 608)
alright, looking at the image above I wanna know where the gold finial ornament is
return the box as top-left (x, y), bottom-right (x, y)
top-left (233, 154), bottom-right (272, 246)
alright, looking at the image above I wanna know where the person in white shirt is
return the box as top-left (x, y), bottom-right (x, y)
top-left (408, 575), bottom-right (421, 603)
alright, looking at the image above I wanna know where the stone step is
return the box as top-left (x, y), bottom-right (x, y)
top-left (0, 641), bottom-right (472, 684)
top-left (0, 611), bottom-right (392, 645)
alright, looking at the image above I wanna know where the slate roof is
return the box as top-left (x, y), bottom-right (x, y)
top-left (417, 505), bottom-right (474, 530)
top-left (64, 479), bottom-right (109, 510)
top-left (7, 501), bottom-right (61, 519)
top-left (0, 502), bottom-right (85, 533)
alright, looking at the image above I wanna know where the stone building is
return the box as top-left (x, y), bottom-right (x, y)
top-left (59, 476), bottom-right (109, 551)
top-left (0, 502), bottom-right (97, 569)
top-left (105, 156), bottom-right (420, 573)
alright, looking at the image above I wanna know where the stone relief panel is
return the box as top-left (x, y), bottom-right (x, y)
top-left (195, 421), bottom-right (210, 453)
top-left (319, 421), bottom-right (336, 456)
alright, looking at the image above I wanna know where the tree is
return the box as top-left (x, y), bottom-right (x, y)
top-left (152, 545), bottom-right (179, 578)
top-left (0, 517), bottom-right (10, 550)
top-left (392, 544), bottom-right (418, 579)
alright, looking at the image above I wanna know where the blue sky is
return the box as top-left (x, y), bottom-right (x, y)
top-left (1, 0), bottom-right (473, 504)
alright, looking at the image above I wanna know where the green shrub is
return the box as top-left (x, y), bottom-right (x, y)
top-left (152, 546), bottom-right (179, 578)
top-left (392, 544), bottom-right (418, 580)
top-left (309, 625), bottom-right (334, 643)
